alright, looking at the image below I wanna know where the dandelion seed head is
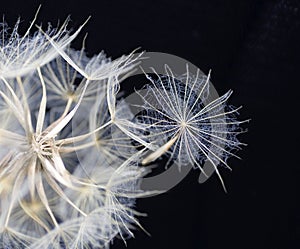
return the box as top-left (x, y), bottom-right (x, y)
top-left (0, 9), bottom-right (247, 248)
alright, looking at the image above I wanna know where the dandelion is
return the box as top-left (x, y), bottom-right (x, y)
top-left (0, 10), bottom-right (247, 249)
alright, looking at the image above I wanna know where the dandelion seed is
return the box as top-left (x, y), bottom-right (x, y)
top-left (42, 45), bottom-right (107, 109)
top-left (137, 65), bottom-right (248, 190)
top-left (0, 9), bottom-right (84, 79)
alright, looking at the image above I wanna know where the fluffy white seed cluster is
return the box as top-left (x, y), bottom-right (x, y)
top-left (0, 13), bottom-right (246, 249)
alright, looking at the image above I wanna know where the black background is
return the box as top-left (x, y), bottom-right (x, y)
top-left (1, 0), bottom-right (299, 249)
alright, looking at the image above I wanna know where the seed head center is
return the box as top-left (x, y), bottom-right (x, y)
top-left (181, 121), bottom-right (187, 128)
top-left (31, 135), bottom-right (55, 156)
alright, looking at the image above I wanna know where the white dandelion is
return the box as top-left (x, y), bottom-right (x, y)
top-left (0, 10), bottom-right (247, 249)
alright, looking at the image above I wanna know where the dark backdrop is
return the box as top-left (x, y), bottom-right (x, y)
top-left (1, 0), bottom-right (299, 249)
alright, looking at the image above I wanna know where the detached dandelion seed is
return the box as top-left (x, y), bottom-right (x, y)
top-left (137, 65), bottom-right (248, 191)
